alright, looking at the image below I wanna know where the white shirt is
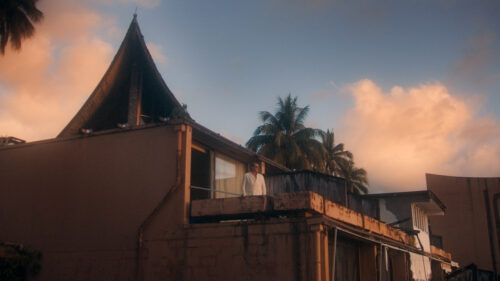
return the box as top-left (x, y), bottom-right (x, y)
top-left (241, 172), bottom-right (267, 196)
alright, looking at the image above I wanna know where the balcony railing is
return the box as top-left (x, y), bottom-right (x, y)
top-left (190, 170), bottom-right (379, 219)
top-left (191, 185), bottom-right (242, 197)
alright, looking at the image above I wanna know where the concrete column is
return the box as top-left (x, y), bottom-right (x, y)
top-left (309, 224), bottom-right (329, 281)
top-left (321, 227), bottom-right (330, 281)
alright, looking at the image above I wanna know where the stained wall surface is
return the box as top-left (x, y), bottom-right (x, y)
top-left (142, 219), bottom-right (320, 281)
top-left (426, 174), bottom-right (500, 272)
top-left (0, 125), bottom-right (180, 281)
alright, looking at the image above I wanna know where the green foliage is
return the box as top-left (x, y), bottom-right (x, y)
top-left (246, 94), bottom-right (325, 170)
top-left (0, 0), bottom-right (44, 54)
top-left (319, 129), bottom-right (368, 194)
top-left (337, 158), bottom-right (369, 195)
top-left (320, 129), bottom-right (352, 176)
top-left (247, 94), bottom-right (369, 194)
top-left (0, 243), bottom-right (42, 281)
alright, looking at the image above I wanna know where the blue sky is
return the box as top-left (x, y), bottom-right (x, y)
top-left (1, 0), bottom-right (499, 191)
top-left (100, 0), bottom-right (500, 142)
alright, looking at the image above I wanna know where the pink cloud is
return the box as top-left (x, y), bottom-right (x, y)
top-left (0, 0), bottom-right (114, 141)
top-left (338, 79), bottom-right (500, 192)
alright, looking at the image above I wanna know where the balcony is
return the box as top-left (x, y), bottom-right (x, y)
top-left (191, 170), bottom-right (379, 218)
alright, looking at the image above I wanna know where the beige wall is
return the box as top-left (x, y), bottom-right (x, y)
top-left (0, 122), bottom-right (434, 281)
top-left (142, 219), bottom-right (327, 281)
top-left (0, 125), bottom-right (182, 281)
top-left (1, 122), bottom-right (323, 281)
top-left (427, 174), bottom-right (500, 272)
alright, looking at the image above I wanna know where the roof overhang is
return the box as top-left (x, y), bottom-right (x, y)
top-left (190, 121), bottom-right (290, 174)
top-left (364, 190), bottom-right (446, 216)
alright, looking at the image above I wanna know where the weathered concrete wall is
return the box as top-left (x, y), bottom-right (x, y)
top-left (0, 125), bottom-right (182, 281)
top-left (378, 197), bottom-right (414, 230)
top-left (410, 252), bottom-right (431, 281)
top-left (142, 219), bottom-right (321, 281)
top-left (191, 191), bottom-right (413, 246)
top-left (426, 174), bottom-right (500, 272)
top-left (410, 204), bottom-right (432, 281)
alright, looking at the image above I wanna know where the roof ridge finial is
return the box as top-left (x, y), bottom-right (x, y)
top-left (133, 7), bottom-right (138, 20)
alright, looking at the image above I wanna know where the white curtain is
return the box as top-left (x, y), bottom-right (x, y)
top-left (215, 154), bottom-right (245, 198)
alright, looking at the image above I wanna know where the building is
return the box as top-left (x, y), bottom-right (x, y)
top-left (0, 17), bottom-right (453, 281)
top-left (427, 173), bottom-right (500, 278)
top-left (364, 191), bottom-right (450, 281)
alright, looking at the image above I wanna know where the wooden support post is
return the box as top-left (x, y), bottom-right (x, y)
top-left (379, 245), bottom-right (383, 281)
top-left (128, 63), bottom-right (143, 126)
top-left (182, 125), bottom-right (192, 224)
top-left (359, 244), bottom-right (377, 281)
top-left (390, 250), bottom-right (409, 281)
top-left (260, 161), bottom-right (266, 175)
top-left (210, 151), bottom-right (215, 199)
top-left (431, 260), bottom-right (445, 281)
top-left (175, 124), bottom-right (192, 224)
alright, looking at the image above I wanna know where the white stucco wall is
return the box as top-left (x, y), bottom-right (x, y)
top-left (410, 253), bottom-right (431, 281)
top-left (410, 204), bottom-right (432, 281)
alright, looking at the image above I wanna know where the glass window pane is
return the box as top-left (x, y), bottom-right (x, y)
top-left (215, 154), bottom-right (245, 198)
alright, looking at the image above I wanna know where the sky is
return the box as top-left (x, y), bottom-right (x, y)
top-left (1, 0), bottom-right (499, 192)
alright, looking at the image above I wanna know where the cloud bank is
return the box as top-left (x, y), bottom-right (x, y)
top-left (0, 0), bottom-right (116, 141)
top-left (0, 0), bottom-right (164, 141)
top-left (339, 79), bottom-right (500, 192)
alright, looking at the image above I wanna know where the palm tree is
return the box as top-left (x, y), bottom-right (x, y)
top-left (0, 0), bottom-right (43, 54)
top-left (320, 129), bottom-right (352, 176)
top-left (337, 158), bottom-right (369, 195)
top-left (246, 94), bottom-right (325, 171)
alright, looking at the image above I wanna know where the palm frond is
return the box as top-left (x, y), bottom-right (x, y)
top-left (0, 0), bottom-right (43, 54)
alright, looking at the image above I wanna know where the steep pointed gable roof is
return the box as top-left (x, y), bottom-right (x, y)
top-left (58, 16), bottom-right (183, 138)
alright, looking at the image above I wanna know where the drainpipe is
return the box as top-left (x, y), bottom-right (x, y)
top-left (484, 188), bottom-right (498, 281)
top-left (135, 125), bottom-right (185, 281)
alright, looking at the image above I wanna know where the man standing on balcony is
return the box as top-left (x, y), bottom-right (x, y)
top-left (241, 161), bottom-right (267, 196)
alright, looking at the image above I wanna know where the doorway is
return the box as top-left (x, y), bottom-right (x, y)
top-left (190, 145), bottom-right (211, 200)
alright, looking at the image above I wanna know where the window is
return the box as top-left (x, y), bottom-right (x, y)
top-left (412, 204), bottom-right (428, 232)
top-left (215, 153), bottom-right (245, 198)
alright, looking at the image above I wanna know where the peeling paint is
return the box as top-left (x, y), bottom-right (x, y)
top-left (410, 253), bottom-right (431, 281)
